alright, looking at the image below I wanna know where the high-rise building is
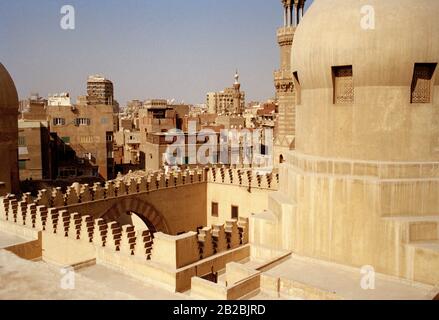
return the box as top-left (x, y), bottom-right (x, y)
top-left (274, 0), bottom-right (306, 163)
top-left (87, 75), bottom-right (114, 106)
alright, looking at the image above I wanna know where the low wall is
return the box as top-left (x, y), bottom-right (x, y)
top-left (191, 262), bottom-right (261, 300)
top-left (0, 221), bottom-right (42, 260)
top-left (279, 277), bottom-right (343, 300)
top-left (42, 233), bottom-right (96, 266)
top-left (0, 194), bottom-right (251, 293)
top-left (259, 273), bottom-right (342, 300)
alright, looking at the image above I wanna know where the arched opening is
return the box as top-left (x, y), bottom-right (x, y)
top-left (116, 211), bottom-right (157, 235)
top-left (100, 198), bottom-right (170, 235)
top-left (279, 154), bottom-right (284, 164)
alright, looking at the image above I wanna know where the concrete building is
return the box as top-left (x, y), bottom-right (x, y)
top-left (114, 130), bottom-right (141, 165)
top-left (215, 115), bottom-right (246, 130)
top-left (138, 106), bottom-right (177, 136)
top-left (19, 93), bottom-right (47, 121)
top-left (254, 102), bottom-right (277, 130)
top-left (2, 0), bottom-right (439, 301)
top-left (46, 101), bottom-right (115, 180)
top-left (0, 63), bottom-right (19, 195)
top-left (206, 72), bottom-right (245, 115)
top-left (18, 120), bottom-right (54, 181)
top-left (86, 75), bottom-right (114, 106)
top-left (48, 93), bottom-right (71, 107)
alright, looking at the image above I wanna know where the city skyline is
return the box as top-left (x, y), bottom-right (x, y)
top-left (0, 0), bottom-right (313, 106)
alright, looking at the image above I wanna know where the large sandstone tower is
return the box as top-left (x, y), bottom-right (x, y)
top-left (274, 0), bottom-right (306, 165)
top-left (253, 0), bottom-right (439, 286)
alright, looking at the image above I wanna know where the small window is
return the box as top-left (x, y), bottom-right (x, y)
top-left (211, 202), bottom-right (219, 217)
top-left (75, 118), bottom-right (91, 126)
top-left (332, 66), bottom-right (354, 104)
top-left (18, 160), bottom-right (26, 169)
top-left (293, 71), bottom-right (301, 105)
top-left (53, 118), bottom-right (65, 126)
top-left (18, 136), bottom-right (26, 147)
top-left (79, 136), bottom-right (94, 144)
top-left (231, 205), bottom-right (239, 219)
top-left (411, 63), bottom-right (437, 104)
top-left (106, 133), bottom-right (113, 142)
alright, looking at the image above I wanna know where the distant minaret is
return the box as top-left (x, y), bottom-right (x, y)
top-left (274, 0), bottom-right (306, 161)
top-left (233, 70), bottom-right (242, 115)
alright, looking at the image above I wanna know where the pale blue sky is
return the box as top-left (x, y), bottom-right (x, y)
top-left (0, 0), bottom-right (313, 105)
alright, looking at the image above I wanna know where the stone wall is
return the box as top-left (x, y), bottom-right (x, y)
top-left (0, 194), bottom-right (250, 292)
top-left (206, 167), bottom-right (278, 225)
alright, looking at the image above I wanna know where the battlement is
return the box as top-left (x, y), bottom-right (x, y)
top-left (0, 195), bottom-right (248, 263)
top-left (14, 167), bottom-right (277, 210)
top-left (22, 168), bottom-right (207, 208)
top-left (206, 167), bottom-right (279, 191)
top-left (0, 194), bottom-right (250, 291)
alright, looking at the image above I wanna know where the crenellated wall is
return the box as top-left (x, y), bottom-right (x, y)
top-left (0, 194), bottom-right (250, 292)
top-left (207, 167), bottom-right (279, 190)
top-left (32, 169), bottom-right (207, 208)
top-left (206, 167), bottom-right (278, 225)
top-left (14, 167), bottom-right (277, 236)
top-left (16, 169), bottom-right (207, 235)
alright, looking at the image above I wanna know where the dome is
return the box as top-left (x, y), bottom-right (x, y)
top-left (0, 63), bottom-right (19, 110)
top-left (289, 0), bottom-right (439, 162)
top-left (291, 0), bottom-right (439, 89)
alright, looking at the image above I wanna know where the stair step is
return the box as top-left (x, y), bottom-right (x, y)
top-left (269, 191), bottom-right (294, 206)
top-left (251, 210), bottom-right (277, 222)
top-left (383, 216), bottom-right (439, 242)
top-left (407, 241), bottom-right (439, 253)
top-left (382, 215), bottom-right (439, 222)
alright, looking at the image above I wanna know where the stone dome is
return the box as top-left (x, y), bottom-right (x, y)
top-left (291, 0), bottom-right (439, 89)
top-left (287, 0), bottom-right (439, 162)
top-left (0, 63), bottom-right (19, 110)
top-left (0, 63), bottom-right (19, 195)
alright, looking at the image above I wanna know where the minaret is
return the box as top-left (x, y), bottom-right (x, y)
top-left (274, 0), bottom-right (306, 163)
top-left (232, 70), bottom-right (242, 115)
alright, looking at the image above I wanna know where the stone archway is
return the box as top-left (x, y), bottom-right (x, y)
top-left (100, 197), bottom-right (170, 235)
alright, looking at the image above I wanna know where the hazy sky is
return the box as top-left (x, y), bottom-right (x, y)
top-left (1, 0), bottom-right (313, 105)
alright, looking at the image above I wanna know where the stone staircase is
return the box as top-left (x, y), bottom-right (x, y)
top-left (383, 215), bottom-right (439, 285)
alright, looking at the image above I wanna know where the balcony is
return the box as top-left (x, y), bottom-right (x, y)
top-left (277, 26), bottom-right (295, 37)
top-left (274, 69), bottom-right (293, 81)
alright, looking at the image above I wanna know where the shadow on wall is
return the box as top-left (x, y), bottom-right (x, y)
top-left (114, 211), bottom-right (153, 234)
